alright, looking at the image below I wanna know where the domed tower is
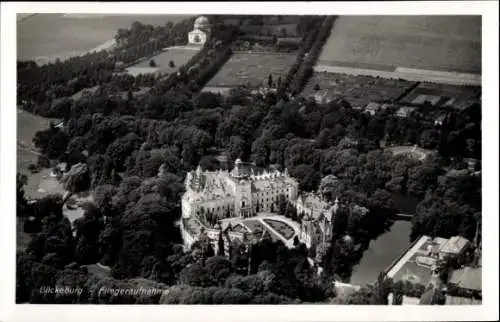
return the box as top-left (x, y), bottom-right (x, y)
top-left (194, 16), bottom-right (211, 32)
top-left (189, 16), bottom-right (212, 45)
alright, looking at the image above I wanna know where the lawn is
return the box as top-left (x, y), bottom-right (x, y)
top-left (17, 109), bottom-right (60, 174)
top-left (242, 219), bottom-right (265, 233)
top-left (262, 218), bottom-right (295, 240)
top-left (302, 72), bottom-right (415, 108)
top-left (318, 16), bottom-right (481, 74)
top-left (126, 46), bottom-right (200, 76)
top-left (205, 52), bottom-right (296, 89)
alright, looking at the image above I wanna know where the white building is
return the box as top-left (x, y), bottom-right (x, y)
top-left (188, 16), bottom-right (212, 45)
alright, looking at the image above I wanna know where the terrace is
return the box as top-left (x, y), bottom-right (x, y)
top-left (385, 235), bottom-right (450, 286)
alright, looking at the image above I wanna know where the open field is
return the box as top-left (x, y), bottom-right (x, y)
top-left (205, 52), bottom-right (296, 89)
top-left (318, 16), bottom-right (481, 75)
top-left (17, 109), bottom-right (60, 174)
top-left (399, 82), bottom-right (481, 110)
top-left (126, 46), bottom-right (200, 76)
top-left (313, 65), bottom-right (481, 86)
top-left (303, 72), bottom-right (416, 108)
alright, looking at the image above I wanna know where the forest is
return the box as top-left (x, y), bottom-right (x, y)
top-left (16, 15), bottom-right (482, 304)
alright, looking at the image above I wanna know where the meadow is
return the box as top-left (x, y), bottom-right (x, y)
top-left (126, 46), bottom-right (200, 77)
top-left (17, 109), bottom-right (59, 174)
top-left (205, 52), bottom-right (296, 89)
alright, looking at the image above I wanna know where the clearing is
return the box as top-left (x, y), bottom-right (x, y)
top-left (17, 109), bottom-right (60, 174)
top-left (125, 45), bottom-right (201, 77)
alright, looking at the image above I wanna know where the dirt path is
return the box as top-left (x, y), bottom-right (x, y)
top-left (314, 65), bottom-right (481, 86)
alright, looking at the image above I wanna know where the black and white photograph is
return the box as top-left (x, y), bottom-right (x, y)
top-left (1, 2), bottom-right (498, 322)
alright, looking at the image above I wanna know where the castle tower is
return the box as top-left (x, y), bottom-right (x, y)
top-left (333, 197), bottom-right (339, 214)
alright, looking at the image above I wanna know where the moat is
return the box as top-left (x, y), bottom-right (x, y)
top-left (349, 193), bottom-right (421, 285)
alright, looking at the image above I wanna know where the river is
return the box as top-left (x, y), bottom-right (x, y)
top-left (348, 193), bottom-right (421, 285)
top-left (17, 14), bottom-right (190, 64)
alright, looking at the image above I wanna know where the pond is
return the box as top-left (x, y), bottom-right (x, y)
top-left (348, 193), bottom-right (421, 285)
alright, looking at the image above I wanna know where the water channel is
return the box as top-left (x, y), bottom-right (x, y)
top-left (348, 193), bottom-right (421, 285)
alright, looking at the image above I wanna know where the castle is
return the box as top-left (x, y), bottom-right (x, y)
top-left (180, 159), bottom-right (367, 255)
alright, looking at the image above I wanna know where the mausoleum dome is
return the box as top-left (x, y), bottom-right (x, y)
top-left (194, 16), bottom-right (210, 30)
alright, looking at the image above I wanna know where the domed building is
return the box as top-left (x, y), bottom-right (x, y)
top-left (188, 16), bottom-right (212, 45)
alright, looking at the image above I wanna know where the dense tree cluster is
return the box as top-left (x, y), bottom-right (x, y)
top-left (289, 16), bottom-right (335, 94)
top-left (411, 172), bottom-right (481, 242)
top-left (17, 14), bottom-right (481, 304)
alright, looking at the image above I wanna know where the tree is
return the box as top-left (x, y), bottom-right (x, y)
top-left (217, 232), bottom-right (225, 257)
top-left (178, 262), bottom-right (214, 287)
top-left (268, 74), bottom-right (273, 89)
top-left (371, 272), bottom-right (391, 304)
top-left (319, 174), bottom-right (339, 201)
top-left (289, 164), bottom-right (320, 192)
top-left (169, 60), bottom-right (175, 68)
top-left (228, 136), bottom-right (245, 162)
top-left (149, 59), bottom-right (157, 67)
top-left (17, 173), bottom-right (29, 217)
top-left (392, 285), bottom-right (404, 305)
top-left (419, 129), bottom-right (440, 149)
top-left (93, 184), bottom-right (117, 217)
top-left (277, 194), bottom-right (288, 217)
top-left (61, 163), bottom-right (90, 195)
top-left (205, 256), bottom-right (233, 286)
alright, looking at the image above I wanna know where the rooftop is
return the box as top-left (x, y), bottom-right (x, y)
top-left (448, 266), bottom-right (482, 291)
top-left (439, 236), bottom-right (470, 254)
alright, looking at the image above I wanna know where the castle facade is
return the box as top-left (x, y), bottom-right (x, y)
top-left (180, 159), bottom-right (367, 255)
